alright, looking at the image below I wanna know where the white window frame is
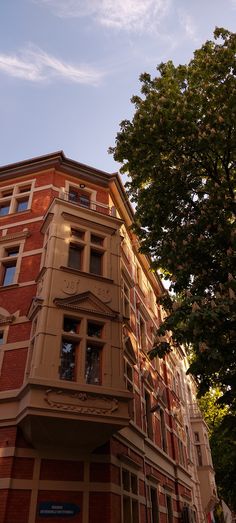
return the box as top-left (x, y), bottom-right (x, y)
top-left (0, 180), bottom-right (34, 216)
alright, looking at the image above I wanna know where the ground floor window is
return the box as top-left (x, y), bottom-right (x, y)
top-left (122, 469), bottom-right (139, 523)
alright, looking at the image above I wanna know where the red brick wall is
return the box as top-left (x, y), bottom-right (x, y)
top-left (0, 285), bottom-right (36, 315)
top-left (90, 463), bottom-right (110, 482)
top-left (7, 322), bottom-right (31, 343)
top-left (3, 490), bottom-right (31, 523)
top-left (0, 348), bottom-right (27, 391)
top-left (0, 427), bottom-right (17, 447)
top-left (19, 254), bottom-right (41, 283)
top-left (0, 457), bottom-right (13, 478)
top-left (89, 492), bottom-right (111, 523)
top-left (0, 490), bottom-right (8, 523)
top-left (11, 457), bottom-right (34, 479)
top-left (40, 460), bottom-right (84, 481)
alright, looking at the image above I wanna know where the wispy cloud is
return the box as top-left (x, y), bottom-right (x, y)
top-left (33, 0), bottom-right (172, 33)
top-left (178, 10), bottom-right (198, 43)
top-left (0, 46), bottom-right (103, 85)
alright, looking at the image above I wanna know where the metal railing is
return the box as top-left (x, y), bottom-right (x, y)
top-left (59, 190), bottom-right (116, 217)
top-left (188, 403), bottom-right (203, 419)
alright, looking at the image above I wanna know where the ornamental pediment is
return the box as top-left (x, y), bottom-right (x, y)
top-left (54, 291), bottom-right (118, 319)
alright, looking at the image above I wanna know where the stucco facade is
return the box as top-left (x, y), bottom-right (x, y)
top-left (0, 152), bottom-right (217, 523)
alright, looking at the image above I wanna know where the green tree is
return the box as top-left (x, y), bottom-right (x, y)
top-left (111, 28), bottom-right (236, 408)
top-left (198, 389), bottom-right (236, 510)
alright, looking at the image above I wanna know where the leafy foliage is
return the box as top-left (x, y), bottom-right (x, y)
top-left (111, 28), bottom-right (236, 408)
top-left (199, 390), bottom-right (236, 510)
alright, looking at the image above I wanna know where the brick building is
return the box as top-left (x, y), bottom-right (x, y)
top-left (0, 152), bottom-right (217, 523)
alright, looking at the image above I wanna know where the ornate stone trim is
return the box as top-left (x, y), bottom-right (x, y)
top-left (0, 313), bottom-right (15, 325)
top-left (44, 389), bottom-right (119, 416)
top-left (0, 229), bottom-right (30, 243)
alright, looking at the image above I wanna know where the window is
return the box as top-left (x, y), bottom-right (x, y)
top-left (194, 432), bottom-right (203, 466)
top-left (87, 322), bottom-right (103, 338)
top-left (68, 243), bottom-right (83, 270)
top-left (139, 316), bottom-right (146, 350)
top-left (166, 495), bottom-right (173, 523)
top-left (71, 228), bottom-right (85, 240)
top-left (59, 339), bottom-right (77, 381)
top-left (90, 250), bottom-right (103, 275)
top-left (122, 280), bottom-right (130, 319)
top-left (0, 183), bottom-right (32, 216)
top-left (0, 203), bottom-right (10, 216)
top-left (145, 391), bottom-right (153, 439)
top-left (0, 332), bottom-right (4, 344)
top-left (59, 316), bottom-right (81, 381)
top-left (150, 487), bottom-right (159, 523)
top-left (91, 234), bottom-right (104, 246)
top-left (68, 186), bottom-right (90, 208)
top-left (85, 344), bottom-right (101, 384)
top-left (2, 264), bottom-right (16, 286)
top-left (124, 358), bottom-right (134, 419)
top-left (122, 469), bottom-right (139, 523)
top-left (16, 198), bottom-right (29, 212)
top-left (160, 409), bottom-right (167, 452)
top-left (79, 193), bottom-right (90, 207)
top-left (178, 438), bottom-right (185, 466)
top-left (1, 246), bottom-right (20, 286)
top-left (69, 188), bottom-right (78, 202)
top-left (63, 317), bottom-right (80, 334)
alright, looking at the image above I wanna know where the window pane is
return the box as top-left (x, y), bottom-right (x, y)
top-left (2, 263), bottom-right (16, 286)
top-left (91, 234), bottom-right (103, 246)
top-left (150, 488), bottom-right (159, 523)
top-left (71, 228), bottom-right (84, 240)
top-left (16, 199), bottom-right (28, 212)
top-left (68, 244), bottom-right (82, 270)
top-left (90, 250), bottom-right (102, 275)
top-left (6, 247), bottom-right (19, 257)
top-left (2, 189), bottom-right (13, 198)
top-left (85, 345), bottom-right (101, 384)
top-left (0, 203), bottom-right (10, 216)
top-left (0, 332), bottom-right (4, 344)
top-left (59, 339), bottom-right (77, 381)
top-left (132, 500), bottom-right (139, 522)
top-left (69, 188), bottom-right (78, 202)
top-left (63, 317), bottom-right (80, 334)
top-left (87, 322), bottom-right (103, 338)
top-left (79, 194), bottom-right (90, 207)
top-left (131, 474), bottom-right (138, 494)
top-left (18, 185), bottom-right (30, 193)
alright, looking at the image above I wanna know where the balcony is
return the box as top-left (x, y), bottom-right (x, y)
top-left (17, 380), bottom-right (132, 452)
top-left (59, 190), bottom-right (116, 217)
top-left (189, 403), bottom-right (203, 419)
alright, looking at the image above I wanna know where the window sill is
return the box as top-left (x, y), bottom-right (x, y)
top-left (0, 283), bottom-right (19, 291)
top-left (0, 209), bottom-right (31, 219)
top-left (61, 266), bottom-right (113, 283)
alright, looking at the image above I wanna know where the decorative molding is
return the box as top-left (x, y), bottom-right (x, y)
top-left (61, 278), bottom-right (80, 295)
top-left (27, 297), bottom-right (44, 320)
top-left (0, 229), bottom-right (30, 243)
top-left (117, 453), bottom-right (141, 470)
top-left (54, 291), bottom-right (117, 319)
top-left (0, 313), bottom-right (15, 325)
top-left (44, 389), bottom-right (119, 416)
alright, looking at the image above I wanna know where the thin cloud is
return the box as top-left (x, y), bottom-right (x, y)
top-left (0, 46), bottom-right (103, 85)
top-left (178, 10), bottom-right (198, 43)
top-left (33, 0), bottom-right (172, 33)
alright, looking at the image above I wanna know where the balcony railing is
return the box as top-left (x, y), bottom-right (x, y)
top-left (189, 403), bottom-right (203, 419)
top-left (59, 190), bottom-right (116, 217)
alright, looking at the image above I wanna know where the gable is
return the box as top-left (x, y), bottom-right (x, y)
top-left (54, 291), bottom-right (117, 319)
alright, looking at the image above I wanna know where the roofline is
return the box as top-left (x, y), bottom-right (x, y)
top-left (0, 150), bottom-right (113, 182)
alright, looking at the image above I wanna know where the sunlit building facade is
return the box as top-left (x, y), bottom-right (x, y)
top-left (0, 152), bottom-right (217, 523)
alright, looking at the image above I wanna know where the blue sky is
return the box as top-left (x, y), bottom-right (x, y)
top-left (0, 0), bottom-right (235, 173)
